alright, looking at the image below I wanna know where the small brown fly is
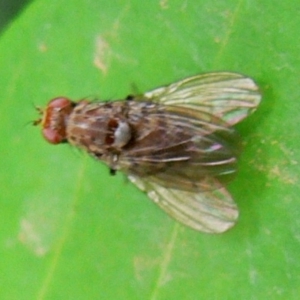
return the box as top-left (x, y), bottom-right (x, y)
top-left (35, 72), bottom-right (261, 233)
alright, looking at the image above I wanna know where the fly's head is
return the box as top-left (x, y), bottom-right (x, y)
top-left (34, 97), bottom-right (75, 144)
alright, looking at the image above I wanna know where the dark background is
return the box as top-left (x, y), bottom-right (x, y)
top-left (0, 0), bottom-right (31, 34)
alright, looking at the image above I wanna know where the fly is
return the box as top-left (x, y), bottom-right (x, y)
top-left (34, 72), bottom-right (261, 233)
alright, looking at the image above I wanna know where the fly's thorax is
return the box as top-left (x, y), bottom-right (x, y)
top-left (66, 101), bottom-right (135, 158)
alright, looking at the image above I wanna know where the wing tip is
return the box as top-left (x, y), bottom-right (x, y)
top-left (192, 209), bottom-right (239, 234)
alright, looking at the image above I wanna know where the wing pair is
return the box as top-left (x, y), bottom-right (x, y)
top-left (126, 72), bottom-right (261, 233)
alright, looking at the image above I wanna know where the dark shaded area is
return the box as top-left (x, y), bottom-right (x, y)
top-left (0, 0), bottom-right (32, 34)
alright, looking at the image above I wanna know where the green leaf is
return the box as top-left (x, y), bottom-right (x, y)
top-left (0, 0), bottom-right (299, 299)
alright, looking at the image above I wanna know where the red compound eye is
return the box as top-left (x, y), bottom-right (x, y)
top-left (47, 97), bottom-right (73, 109)
top-left (40, 97), bottom-right (75, 144)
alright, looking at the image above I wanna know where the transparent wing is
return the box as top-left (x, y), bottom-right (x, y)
top-left (128, 174), bottom-right (238, 233)
top-left (144, 72), bottom-right (261, 126)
